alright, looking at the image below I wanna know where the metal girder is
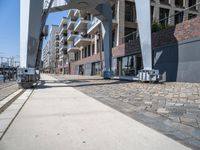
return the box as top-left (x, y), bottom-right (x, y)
top-left (20, 0), bottom-right (159, 82)
top-left (135, 0), bottom-right (152, 70)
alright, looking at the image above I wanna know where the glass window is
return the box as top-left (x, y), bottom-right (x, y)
top-left (125, 1), bottom-right (136, 22)
top-left (122, 56), bottom-right (135, 76)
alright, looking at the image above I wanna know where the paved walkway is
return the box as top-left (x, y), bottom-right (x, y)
top-left (0, 74), bottom-right (191, 150)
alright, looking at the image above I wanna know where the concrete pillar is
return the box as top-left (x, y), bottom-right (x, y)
top-left (153, 0), bottom-right (160, 22)
top-left (117, 0), bottom-right (125, 45)
top-left (184, 0), bottom-right (189, 21)
top-left (169, 0), bottom-right (175, 25)
top-left (94, 35), bottom-right (98, 54)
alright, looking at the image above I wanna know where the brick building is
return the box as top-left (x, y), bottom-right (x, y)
top-left (49, 0), bottom-right (200, 82)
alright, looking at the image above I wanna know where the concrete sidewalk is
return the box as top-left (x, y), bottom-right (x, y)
top-left (0, 74), bottom-right (191, 150)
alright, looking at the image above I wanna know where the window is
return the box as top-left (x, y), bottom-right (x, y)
top-left (112, 4), bottom-right (116, 19)
top-left (112, 30), bottom-right (116, 48)
top-left (159, 8), bottom-right (169, 26)
top-left (84, 47), bottom-right (87, 57)
top-left (175, 11), bottom-right (184, 24)
top-left (121, 56), bottom-right (135, 76)
top-left (189, 0), bottom-right (197, 11)
top-left (188, 13), bottom-right (197, 20)
top-left (97, 39), bottom-right (101, 53)
top-left (92, 44), bottom-right (95, 55)
top-left (175, 0), bottom-right (184, 7)
top-left (88, 45), bottom-right (91, 57)
top-left (124, 28), bottom-right (137, 43)
top-left (125, 1), bottom-right (136, 22)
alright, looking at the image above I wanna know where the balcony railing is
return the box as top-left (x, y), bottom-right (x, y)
top-left (59, 24), bottom-right (67, 34)
top-left (74, 34), bottom-right (81, 44)
top-left (74, 17), bottom-right (82, 30)
top-left (87, 18), bottom-right (101, 32)
top-left (67, 43), bottom-right (73, 50)
top-left (74, 17), bottom-right (90, 31)
top-left (66, 10), bottom-right (75, 18)
top-left (74, 33), bottom-right (92, 47)
top-left (67, 17), bottom-right (75, 30)
top-left (67, 43), bottom-right (80, 52)
top-left (67, 30), bottom-right (77, 41)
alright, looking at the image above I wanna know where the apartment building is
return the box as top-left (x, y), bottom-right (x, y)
top-left (42, 41), bottom-right (50, 72)
top-left (42, 25), bottom-right (59, 73)
top-left (55, 0), bottom-right (200, 79)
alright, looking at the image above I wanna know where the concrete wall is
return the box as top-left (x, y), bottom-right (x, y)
top-left (154, 37), bottom-right (200, 82)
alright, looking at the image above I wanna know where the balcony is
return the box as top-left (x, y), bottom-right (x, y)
top-left (74, 34), bottom-right (93, 47)
top-left (59, 34), bottom-right (67, 43)
top-left (67, 43), bottom-right (80, 53)
top-left (67, 30), bottom-right (77, 41)
top-left (66, 10), bottom-right (75, 18)
top-left (59, 24), bottom-right (68, 35)
top-left (74, 17), bottom-right (90, 32)
top-left (74, 10), bottom-right (80, 18)
top-left (60, 45), bottom-right (68, 51)
top-left (67, 17), bottom-right (75, 30)
top-left (87, 18), bottom-right (101, 34)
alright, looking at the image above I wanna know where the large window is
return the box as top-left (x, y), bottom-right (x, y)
top-left (117, 55), bottom-right (142, 76)
top-left (112, 4), bottom-right (116, 19)
top-left (159, 8), bottom-right (169, 26)
top-left (175, 11), bottom-right (184, 24)
top-left (88, 45), bottom-right (91, 57)
top-left (124, 28), bottom-right (137, 43)
top-left (92, 62), bottom-right (101, 76)
top-left (125, 1), bottom-right (136, 22)
top-left (189, 0), bottom-right (197, 10)
top-left (175, 0), bottom-right (184, 7)
top-left (188, 13), bottom-right (197, 20)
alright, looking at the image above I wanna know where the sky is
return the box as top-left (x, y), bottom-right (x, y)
top-left (0, 0), bottom-right (66, 61)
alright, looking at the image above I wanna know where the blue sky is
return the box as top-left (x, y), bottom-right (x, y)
top-left (0, 0), bottom-right (66, 60)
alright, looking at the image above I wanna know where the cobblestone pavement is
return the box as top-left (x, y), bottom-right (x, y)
top-left (0, 81), bottom-right (18, 101)
top-left (51, 74), bottom-right (200, 150)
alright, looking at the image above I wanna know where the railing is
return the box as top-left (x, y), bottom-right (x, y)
top-left (87, 17), bottom-right (101, 31)
top-left (74, 17), bottom-right (82, 30)
top-left (74, 34), bottom-right (81, 44)
top-left (67, 17), bottom-right (72, 28)
top-left (67, 30), bottom-right (72, 39)
top-left (67, 43), bottom-right (74, 50)
top-left (74, 33), bottom-right (91, 44)
top-left (59, 32), bottom-right (67, 42)
top-left (59, 24), bottom-right (67, 34)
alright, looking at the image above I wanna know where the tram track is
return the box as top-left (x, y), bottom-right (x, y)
top-left (0, 89), bottom-right (25, 114)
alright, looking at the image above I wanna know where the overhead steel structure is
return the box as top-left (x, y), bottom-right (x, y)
top-left (19, 0), bottom-right (159, 88)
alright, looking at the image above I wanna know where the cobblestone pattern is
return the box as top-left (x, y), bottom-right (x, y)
top-left (0, 82), bottom-right (18, 101)
top-left (51, 74), bottom-right (200, 150)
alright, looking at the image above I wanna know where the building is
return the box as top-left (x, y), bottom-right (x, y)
top-left (49, 25), bottom-right (59, 73)
top-left (42, 41), bottom-right (50, 73)
top-left (52, 0), bottom-right (200, 82)
top-left (42, 25), bottom-right (59, 73)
